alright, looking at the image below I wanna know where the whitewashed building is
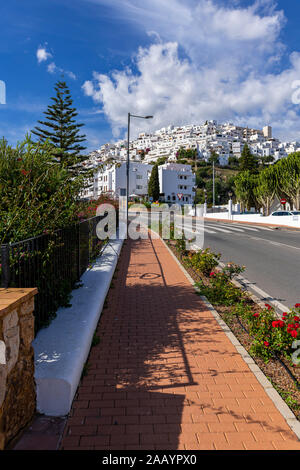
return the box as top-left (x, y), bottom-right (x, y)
top-left (158, 163), bottom-right (196, 205)
top-left (91, 162), bottom-right (153, 199)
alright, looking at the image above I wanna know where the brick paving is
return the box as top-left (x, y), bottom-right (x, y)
top-left (60, 235), bottom-right (300, 450)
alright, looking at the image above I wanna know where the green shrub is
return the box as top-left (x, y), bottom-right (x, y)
top-left (221, 262), bottom-right (245, 279)
top-left (232, 302), bottom-right (300, 362)
top-left (196, 272), bottom-right (243, 306)
top-left (0, 135), bottom-right (85, 243)
top-left (187, 248), bottom-right (221, 277)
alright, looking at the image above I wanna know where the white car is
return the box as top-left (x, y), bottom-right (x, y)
top-left (271, 211), bottom-right (293, 216)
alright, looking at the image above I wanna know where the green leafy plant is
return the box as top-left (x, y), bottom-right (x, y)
top-left (187, 248), bottom-right (221, 277)
top-left (0, 136), bottom-right (85, 243)
top-left (221, 262), bottom-right (245, 279)
top-left (196, 271), bottom-right (243, 306)
top-left (233, 302), bottom-right (300, 363)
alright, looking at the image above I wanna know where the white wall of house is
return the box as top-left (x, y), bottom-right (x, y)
top-left (93, 162), bottom-right (153, 199)
top-left (158, 163), bottom-right (196, 205)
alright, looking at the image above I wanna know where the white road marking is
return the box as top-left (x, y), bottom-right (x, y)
top-left (250, 236), bottom-right (300, 251)
top-left (240, 225), bottom-right (273, 231)
top-left (219, 262), bottom-right (290, 314)
top-left (217, 223), bottom-right (258, 232)
top-left (213, 224), bottom-right (245, 232)
top-left (184, 225), bottom-right (217, 234)
top-left (204, 224), bottom-right (232, 233)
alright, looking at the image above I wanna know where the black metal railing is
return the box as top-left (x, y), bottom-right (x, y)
top-left (0, 215), bottom-right (107, 334)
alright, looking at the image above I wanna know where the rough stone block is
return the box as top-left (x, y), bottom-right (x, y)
top-left (4, 326), bottom-right (20, 373)
top-left (0, 364), bottom-right (7, 407)
top-left (2, 310), bottom-right (18, 332)
top-left (19, 316), bottom-right (35, 349)
top-left (20, 298), bottom-right (34, 316)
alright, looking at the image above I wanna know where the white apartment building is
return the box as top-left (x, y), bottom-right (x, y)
top-left (158, 163), bottom-right (196, 205)
top-left (88, 162), bottom-right (153, 199)
top-left (86, 120), bottom-right (300, 175)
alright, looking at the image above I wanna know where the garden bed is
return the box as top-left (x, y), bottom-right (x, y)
top-left (166, 239), bottom-right (300, 420)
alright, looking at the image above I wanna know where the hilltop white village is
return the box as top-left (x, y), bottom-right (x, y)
top-left (82, 120), bottom-right (300, 205)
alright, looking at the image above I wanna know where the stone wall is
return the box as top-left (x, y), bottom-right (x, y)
top-left (0, 288), bottom-right (37, 450)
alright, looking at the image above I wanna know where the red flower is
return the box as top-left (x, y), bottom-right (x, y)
top-left (291, 330), bottom-right (298, 338)
top-left (264, 341), bottom-right (270, 347)
top-left (253, 313), bottom-right (259, 318)
top-left (265, 303), bottom-right (272, 310)
top-left (272, 321), bottom-right (279, 328)
top-left (209, 272), bottom-right (216, 277)
top-left (294, 316), bottom-right (300, 322)
top-left (295, 304), bottom-right (300, 308)
top-left (283, 312), bottom-right (288, 316)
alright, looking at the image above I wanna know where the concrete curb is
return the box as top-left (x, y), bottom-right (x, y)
top-left (158, 234), bottom-right (300, 441)
top-left (33, 237), bottom-right (124, 417)
top-left (203, 216), bottom-right (300, 230)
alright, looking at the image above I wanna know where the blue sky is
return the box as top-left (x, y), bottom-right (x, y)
top-left (1, 0), bottom-right (300, 151)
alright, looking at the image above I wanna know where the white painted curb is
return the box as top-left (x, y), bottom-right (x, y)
top-left (33, 237), bottom-right (124, 417)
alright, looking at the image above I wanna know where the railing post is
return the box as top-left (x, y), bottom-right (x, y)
top-left (1, 244), bottom-right (10, 288)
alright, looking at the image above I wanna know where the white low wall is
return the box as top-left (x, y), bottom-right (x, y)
top-left (204, 211), bottom-right (300, 228)
top-left (33, 236), bottom-right (124, 416)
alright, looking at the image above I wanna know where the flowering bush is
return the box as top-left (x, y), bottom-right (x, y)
top-left (187, 248), bottom-right (221, 277)
top-left (221, 262), bottom-right (246, 279)
top-left (0, 136), bottom-right (86, 243)
top-left (76, 194), bottom-right (118, 221)
top-left (196, 271), bottom-right (244, 306)
top-left (233, 302), bottom-right (300, 362)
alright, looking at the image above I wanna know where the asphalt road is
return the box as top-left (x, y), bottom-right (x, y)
top-left (131, 211), bottom-right (300, 312)
top-left (184, 218), bottom-right (300, 312)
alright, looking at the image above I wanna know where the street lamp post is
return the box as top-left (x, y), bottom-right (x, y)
top-left (228, 191), bottom-right (233, 220)
top-left (126, 113), bottom-right (153, 234)
top-left (204, 188), bottom-right (207, 216)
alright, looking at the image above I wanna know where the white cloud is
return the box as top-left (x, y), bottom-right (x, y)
top-left (47, 61), bottom-right (77, 80)
top-left (82, 0), bottom-right (300, 140)
top-left (47, 62), bottom-right (57, 74)
top-left (36, 46), bottom-right (52, 63)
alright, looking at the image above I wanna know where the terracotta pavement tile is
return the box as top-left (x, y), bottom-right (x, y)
top-left (59, 236), bottom-right (300, 451)
top-left (66, 425), bottom-right (97, 436)
top-left (272, 440), bottom-right (300, 450)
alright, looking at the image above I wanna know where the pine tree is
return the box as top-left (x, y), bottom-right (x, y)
top-left (239, 143), bottom-right (258, 173)
top-left (148, 164), bottom-right (160, 201)
top-left (31, 80), bottom-right (87, 172)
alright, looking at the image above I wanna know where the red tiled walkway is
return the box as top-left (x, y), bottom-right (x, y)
top-left (60, 236), bottom-right (300, 450)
